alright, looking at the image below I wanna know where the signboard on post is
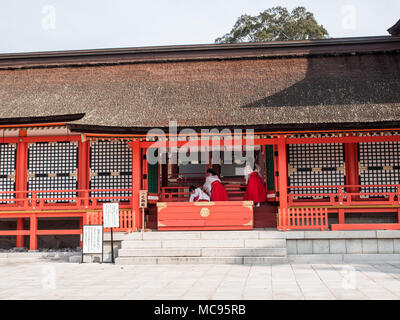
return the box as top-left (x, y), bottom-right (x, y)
top-left (82, 225), bottom-right (103, 263)
top-left (103, 202), bottom-right (119, 263)
top-left (139, 190), bottom-right (148, 209)
top-left (103, 202), bottom-right (120, 228)
top-left (139, 190), bottom-right (148, 233)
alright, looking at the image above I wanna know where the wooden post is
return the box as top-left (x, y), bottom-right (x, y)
top-left (345, 141), bottom-right (359, 199)
top-left (132, 140), bottom-right (142, 230)
top-left (78, 140), bottom-right (89, 246)
top-left (78, 140), bottom-right (89, 195)
top-left (338, 208), bottom-right (345, 225)
top-left (273, 144), bottom-right (279, 199)
top-left (15, 140), bottom-right (28, 247)
top-left (16, 218), bottom-right (24, 247)
top-left (29, 213), bottom-right (37, 251)
top-left (142, 148), bottom-right (149, 191)
top-left (277, 136), bottom-right (288, 211)
top-left (398, 208), bottom-right (400, 224)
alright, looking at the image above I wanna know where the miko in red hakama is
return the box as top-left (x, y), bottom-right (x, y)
top-left (244, 171), bottom-right (266, 203)
top-left (203, 175), bottom-right (229, 201)
top-left (210, 180), bottom-right (229, 201)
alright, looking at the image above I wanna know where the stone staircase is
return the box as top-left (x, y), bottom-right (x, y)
top-left (115, 230), bottom-right (288, 265)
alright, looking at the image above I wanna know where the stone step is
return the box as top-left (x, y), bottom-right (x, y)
top-left (0, 252), bottom-right (81, 262)
top-left (118, 247), bottom-right (286, 257)
top-left (118, 248), bottom-right (201, 257)
top-left (121, 240), bottom-right (163, 248)
top-left (107, 230), bottom-right (285, 241)
top-left (120, 238), bottom-right (286, 249)
top-left (201, 248), bottom-right (286, 257)
top-left (115, 256), bottom-right (288, 265)
top-left (243, 257), bottom-right (288, 264)
top-left (244, 239), bottom-right (286, 248)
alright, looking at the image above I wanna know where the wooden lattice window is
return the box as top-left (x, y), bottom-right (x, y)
top-left (359, 142), bottom-right (400, 197)
top-left (90, 140), bottom-right (132, 202)
top-left (27, 141), bottom-right (78, 202)
top-left (0, 143), bottom-right (16, 203)
top-left (288, 143), bottom-right (345, 198)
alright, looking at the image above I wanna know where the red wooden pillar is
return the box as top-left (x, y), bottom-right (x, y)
top-left (132, 140), bottom-right (142, 229)
top-left (142, 148), bottom-right (149, 191)
top-left (78, 140), bottom-right (89, 245)
top-left (338, 208), bottom-right (345, 225)
top-left (16, 218), bottom-right (24, 247)
top-left (29, 213), bottom-right (37, 251)
top-left (273, 144), bottom-right (279, 197)
top-left (15, 139), bottom-right (28, 247)
top-left (345, 141), bottom-right (359, 199)
top-left (398, 208), bottom-right (400, 225)
top-left (277, 136), bottom-right (288, 210)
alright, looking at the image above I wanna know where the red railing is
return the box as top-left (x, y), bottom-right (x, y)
top-left (278, 207), bottom-right (328, 231)
top-left (0, 188), bottom-right (133, 211)
top-left (160, 184), bottom-right (245, 202)
top-left (284, 184), bottom-right (400, 230)
top-left (0, 188), bottom-right (141, 250)
top-left (86, 210), bottom-right (137, 232)
top-left (287, 184), bottom-right (400, 206)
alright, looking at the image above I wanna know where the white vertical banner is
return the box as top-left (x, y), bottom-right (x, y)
top-left (103, 203), bottom-right (120, 228)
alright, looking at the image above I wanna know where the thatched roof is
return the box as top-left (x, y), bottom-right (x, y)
top-left (0, 36), bottom-right (400, 132)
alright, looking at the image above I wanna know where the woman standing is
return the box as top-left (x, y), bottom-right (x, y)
top-left (244, 160), bottom-right (266, 207)
top-left (203, 169), bottom-right (229, 201)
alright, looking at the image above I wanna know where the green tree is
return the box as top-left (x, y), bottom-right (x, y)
top-left (215, 6), bottom-right (328, 43)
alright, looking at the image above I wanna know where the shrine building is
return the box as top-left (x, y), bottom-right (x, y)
top-left (1, 32), bottom-right (400, 250)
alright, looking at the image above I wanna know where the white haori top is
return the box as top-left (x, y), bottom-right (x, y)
top-left (244, 163), bottom-right (263, 184)
top-left (189, 187), bottom-right (210, 202)
top-left (203, 175), bottom-right (221, 195)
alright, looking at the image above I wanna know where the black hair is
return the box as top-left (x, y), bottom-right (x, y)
top-left (206, 168), bottom-right (216, 175)
top-left (189, 185), bottom-right (196, 192)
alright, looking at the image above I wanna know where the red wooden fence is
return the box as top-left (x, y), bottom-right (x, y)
top-left (278, 207), bottom-right (328, 231)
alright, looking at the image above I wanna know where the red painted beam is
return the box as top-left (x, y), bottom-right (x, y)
top-left (36, 229), bottom-right (82, 235)
top-left (3, 135), bottom-right (81, 144)
top-left (0, 230), bottom-right (30, 236)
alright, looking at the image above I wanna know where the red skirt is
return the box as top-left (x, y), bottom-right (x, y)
top-left (210, 181), bottom-right (229, 201)
top-left (245, 172), bottom-right (267, 203)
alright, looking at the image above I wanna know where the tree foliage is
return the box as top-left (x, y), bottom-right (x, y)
top-left (215, 6), bottom-right (328, 43)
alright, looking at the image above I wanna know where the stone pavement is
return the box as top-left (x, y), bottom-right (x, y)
top-left (1, 259), bottom-right (400, 300)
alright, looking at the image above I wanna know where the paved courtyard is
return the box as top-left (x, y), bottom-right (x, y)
top-left (1, 260), bottom-right (400, 300)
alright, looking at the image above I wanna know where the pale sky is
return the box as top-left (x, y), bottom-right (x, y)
top-left (0, 0), bottom-right (399, 53)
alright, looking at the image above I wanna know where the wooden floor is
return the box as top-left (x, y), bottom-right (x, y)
top-left (254, 202), bottom-right (278, 228)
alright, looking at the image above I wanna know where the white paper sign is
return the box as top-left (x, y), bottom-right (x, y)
top-left (139, 190), bottom-right (148, 208)
top-left (82, 225), bottom-right (103, 254)
top-left (103, 202), bottom-right (120, 228)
